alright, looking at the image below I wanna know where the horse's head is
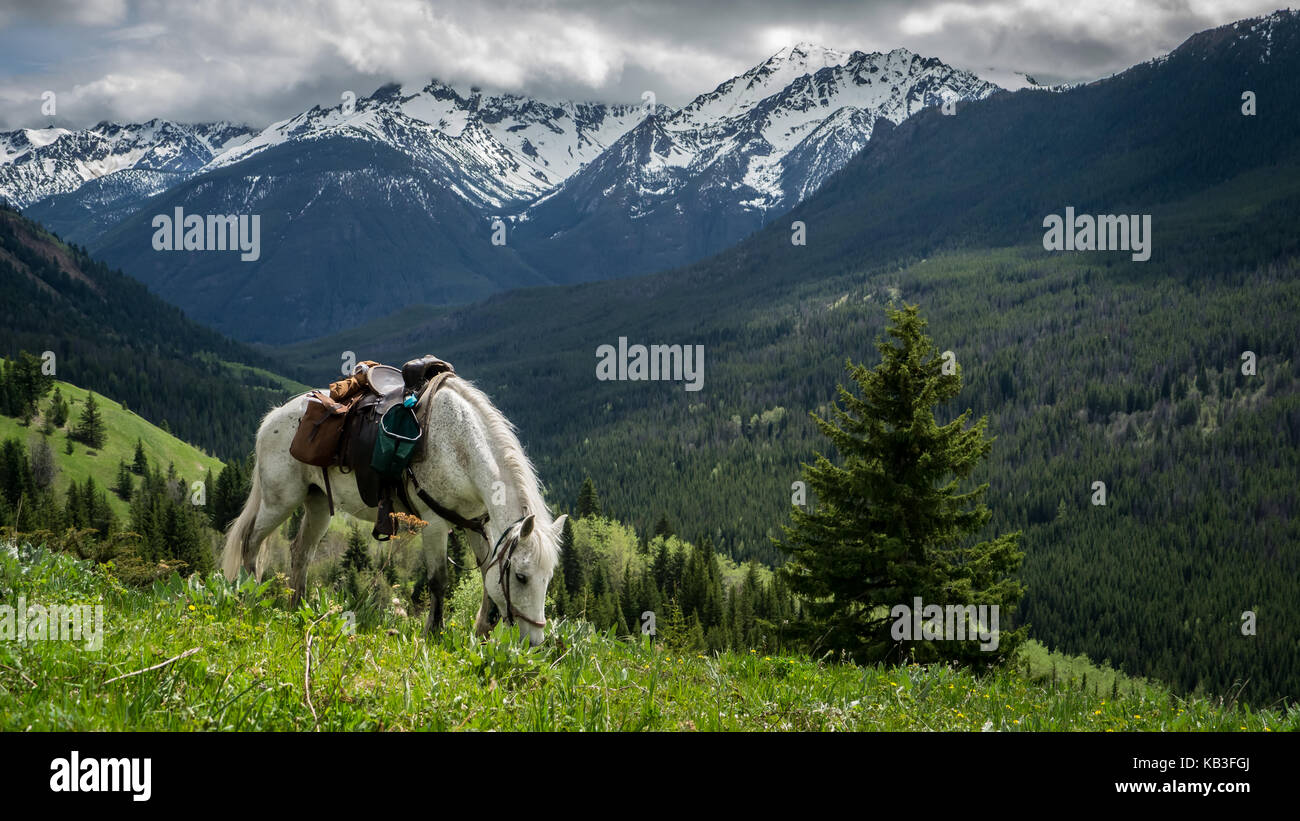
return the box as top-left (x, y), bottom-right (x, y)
top-left (476, 513), bottom-right (567, 646)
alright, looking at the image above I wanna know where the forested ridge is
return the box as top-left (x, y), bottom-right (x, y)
top-left (0, 205), bottom-right (300, 459)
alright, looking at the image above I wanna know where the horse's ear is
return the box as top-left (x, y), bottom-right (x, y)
top-left (552, 514), bottom-right (568, 537)
top-left (519, 514), bottom-right (535, 540)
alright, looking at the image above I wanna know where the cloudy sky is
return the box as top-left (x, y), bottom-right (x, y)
top-left (0, 0), bottom-right (1286, 129)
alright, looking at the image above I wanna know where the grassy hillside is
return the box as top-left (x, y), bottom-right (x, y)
top-left (2, 543), bottom-right (1294, 731)
top-left (0, 205), bottom-right (299, 459)
top-left (0, 380), bottom-right (224, 519)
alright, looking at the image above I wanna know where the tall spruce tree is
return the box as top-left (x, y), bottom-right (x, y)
top-left (777, 304), bottom-right (1025, 666)
top-left (131, 439), bottom-right (148, 475)
top-left (47, 387), bottom-right (68, 429)
top-left (73, 392), bottom-right (106, 449)
top-left (341, 524), bottom-right (371, 572)
top-left (576, 476), bottom-right (602, 519)
top-left (559, 515), bottom-right (583, 593)
top-left (114, 460), bottom-right (134, 501)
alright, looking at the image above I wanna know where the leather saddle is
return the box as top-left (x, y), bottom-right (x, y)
top-left (308, 354), bottom-right (455, 540)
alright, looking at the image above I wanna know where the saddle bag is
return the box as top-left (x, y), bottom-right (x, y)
top-left (289, 391), bottom-right (349, 467)
top-left (372, 400), bottom-right (423, 479)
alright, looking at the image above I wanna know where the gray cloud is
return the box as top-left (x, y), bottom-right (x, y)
top-left (0, 0), bottom-right (1285, 129)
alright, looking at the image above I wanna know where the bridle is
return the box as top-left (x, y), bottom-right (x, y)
top-left (478, 515), bottom-right (546, 630)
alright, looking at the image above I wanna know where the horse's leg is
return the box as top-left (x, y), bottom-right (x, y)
top-left (474, 589), bottom-right (496, 637)
top-left (288, 488), bottom-right (332, 607)
top-left (465, 529), bottom-right (497, 637)
top-left (421, 526), bottom-right (449, 635)
top-left (242, 500), bottom-right (292, 578)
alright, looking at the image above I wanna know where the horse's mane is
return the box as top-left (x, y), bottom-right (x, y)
top-left (437, 377), bottom-right (560, 573)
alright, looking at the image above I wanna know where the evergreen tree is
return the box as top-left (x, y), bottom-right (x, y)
top-left (777, 304), bottom-right (1025, 666)
top-left (114, 460), bottom-right (134, 501)
top-left (559, 515), bottom-right (583, 593)
top-left (208, 458), bottom-right (248, 532)
top-left (47, 387), bottom-right (68, 428)
top-left (651, 538), bottom-right (671, 592)
top-left (131, 439), bottom-right (148, 475)
top-left (576, 476), bottom-right (602, 518)
top-left (7, 352), bottom-right (53, 420)
top-left (84, 477), bottom-right (114, 537)
top-left (341, 524), bottom-right (371, 573)
top-left (72, 392), bottom-right (107, 449)
top-left (64, 479), bottom-right (84, 529)
top-left (0, 438), bottom-right (33, 510)
top-left (548, 553), bottom-right (569, 617)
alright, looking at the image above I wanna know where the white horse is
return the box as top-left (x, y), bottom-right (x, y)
top-left (220, 376), bottom-right (565, 646)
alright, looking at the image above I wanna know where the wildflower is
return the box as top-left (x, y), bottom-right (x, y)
top-left (188, 604), bottom-right (195, 611)
top-left (1094, 710), bottom-right (1102, 715)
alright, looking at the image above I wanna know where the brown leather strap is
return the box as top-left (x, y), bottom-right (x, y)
top-left (404, 466), bottom-right (489, 542)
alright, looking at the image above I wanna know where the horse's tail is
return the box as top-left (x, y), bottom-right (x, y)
top-left (221, 463), bottom-right (263, 580)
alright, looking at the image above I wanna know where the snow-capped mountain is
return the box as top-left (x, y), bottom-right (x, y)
top-left (666, 44), bottom-right (999, 210)
top-left (205, 81), bottom-right (653, 211)
top-left (0, 120), bottom-right (254, 209)
top-left (511, 44), bottom-right (1001, 283)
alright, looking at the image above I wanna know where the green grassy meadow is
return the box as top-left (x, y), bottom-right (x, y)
top-left (2, 543), bottom-right (1293, 732)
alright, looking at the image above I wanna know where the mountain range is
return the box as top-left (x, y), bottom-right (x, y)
top-left (3, 44), bottom-right (998, 342)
